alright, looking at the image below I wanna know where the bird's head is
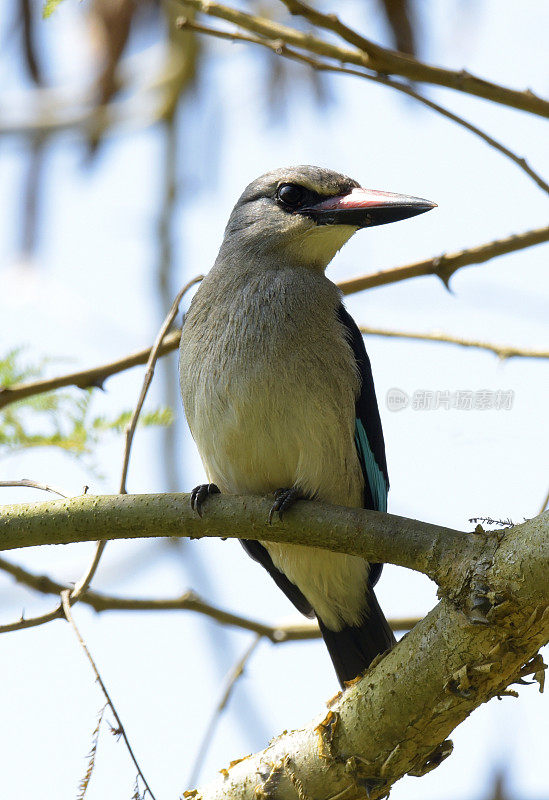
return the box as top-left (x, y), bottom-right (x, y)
top-left (219, 166), bottom-right (436, 271)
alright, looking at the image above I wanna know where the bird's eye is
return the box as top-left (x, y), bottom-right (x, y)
top-left (277, 183), bottom-right (305, 208)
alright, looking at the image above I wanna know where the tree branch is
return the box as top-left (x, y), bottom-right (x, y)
top-left (3, 223), bottom-right (548, 413)
top-left (1, 493), bottom-right (547, 616)
top-left (61, 591), bottom-right (158, 800)
top-left (176, 17), bottom-right (549, 195)
top-left (0, 478), bottom-right (67, 497)
top-left (193, 511), bottom-right (548, 799)
top-left (178, 0), bottom-right (549, 117)
top-left (0, 553), bottom-right (418, 637)
top-left (118, 275), bottom-right (203, 495)
top-left (0, 330), bottom-right (182, 410)
top-left (0, 492), bottom-right (463, 566)
top-left (338, 226), bottom-right (549, 293)
top-left (1, 498), bottom-right (546, 797)
top-left (358, 326), bottom-right (549, 360)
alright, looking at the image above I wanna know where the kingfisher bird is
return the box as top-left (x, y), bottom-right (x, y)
top-left (179, 166), bottom-right (435, 685)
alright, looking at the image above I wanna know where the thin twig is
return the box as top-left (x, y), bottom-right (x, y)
top-left (0, 479), bottom-right (68, 633)
top-left (74, 275), bottom-right (204, 610)
top-left (0, 478), bottom-right (67, 497)
top-left (70, 540), bottom-right (107, 602)
top-left (20, 0), bottom-right (44, 85)
top-left (0, 602), bottom-right (64, 634)
top-left (358, 326), bottom-right (549, 360)
top-left (61, 591), bottom-right (158, 800)
top-left (178, 0), bottom-right (549, 117)
top-left (120, 274), bottom-right (203, 494)
top-left (0, 480), bottom-right (108, 629)
top-left (176, 17), bottom-right (549, 195)
top-left (0, 554), bottom-right (419, 637)
top-left (187, 634), bottom-right (262, 788)
top-left (278, 0), bottom-right (549, 116)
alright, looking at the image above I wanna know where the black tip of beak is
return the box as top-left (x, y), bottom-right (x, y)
top-left (364, 197), bottom-right (437, 227)
top-left (303, 189), bottom-right (437, 229)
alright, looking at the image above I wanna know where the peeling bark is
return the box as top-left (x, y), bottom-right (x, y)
top-left (1, 496), bottom-right (547, 798)
top-left (190, 514), bottom-right (548, 799)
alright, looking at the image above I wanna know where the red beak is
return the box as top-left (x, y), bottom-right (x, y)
top-left (301, 187), bottom-right (437, 228)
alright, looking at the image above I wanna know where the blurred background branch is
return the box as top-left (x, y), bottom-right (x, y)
top-left (178, 0), bottom-right (549, 115)
top-left (0, 549), bottom-right (420, 637)
top-left (176, 16), bottom-right (549, 194)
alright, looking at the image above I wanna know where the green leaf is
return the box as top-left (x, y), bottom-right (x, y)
top-left (0, 349), bottom-right (173, 463)
top-left (43, 0), bottom-right (67, 19)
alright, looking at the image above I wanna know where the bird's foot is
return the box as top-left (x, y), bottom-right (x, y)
top-left (190, 483), bottom-right (220, 517)
top-left (269, 487), bottom-right (306, 524)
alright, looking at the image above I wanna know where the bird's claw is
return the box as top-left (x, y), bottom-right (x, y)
top-left (269, 487), bottom-right (304, 524)
top-left (190, 483), bottom-right (220, 517)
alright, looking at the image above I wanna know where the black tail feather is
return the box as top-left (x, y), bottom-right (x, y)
top-left (318, 588), bottom-right (396, 687)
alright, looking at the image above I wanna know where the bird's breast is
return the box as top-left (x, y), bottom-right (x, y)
top-left (180, 267), bottom-right (362, 506)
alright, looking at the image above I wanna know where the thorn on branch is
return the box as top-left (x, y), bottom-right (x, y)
top-left (109, 722), bottom-right (124, 741)
top-left (471, 592), bottom-right (492, 616)
top-left (132, 774), bottom-right (144, 800)
top-left (345, 756), bottom-right (387, 797)
top-left (445, 665), bottom-right (476, 699)
top-left (379, 742), bottom-right (403, 779)
top-left (407, 739), bottom-right (453, 776)
top-left (474, 524), bottom-right (486, 535)
top-left (431, 253), bottom-right (454, 290)
top-left (513, 652), bottom-right (547, 693)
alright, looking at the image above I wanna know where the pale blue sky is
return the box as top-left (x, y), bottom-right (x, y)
top-left (0, 2), bottom-right (548, 798)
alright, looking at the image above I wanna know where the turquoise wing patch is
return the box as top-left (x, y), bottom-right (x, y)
top-left (354, 418), bottom-right (388, 512)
